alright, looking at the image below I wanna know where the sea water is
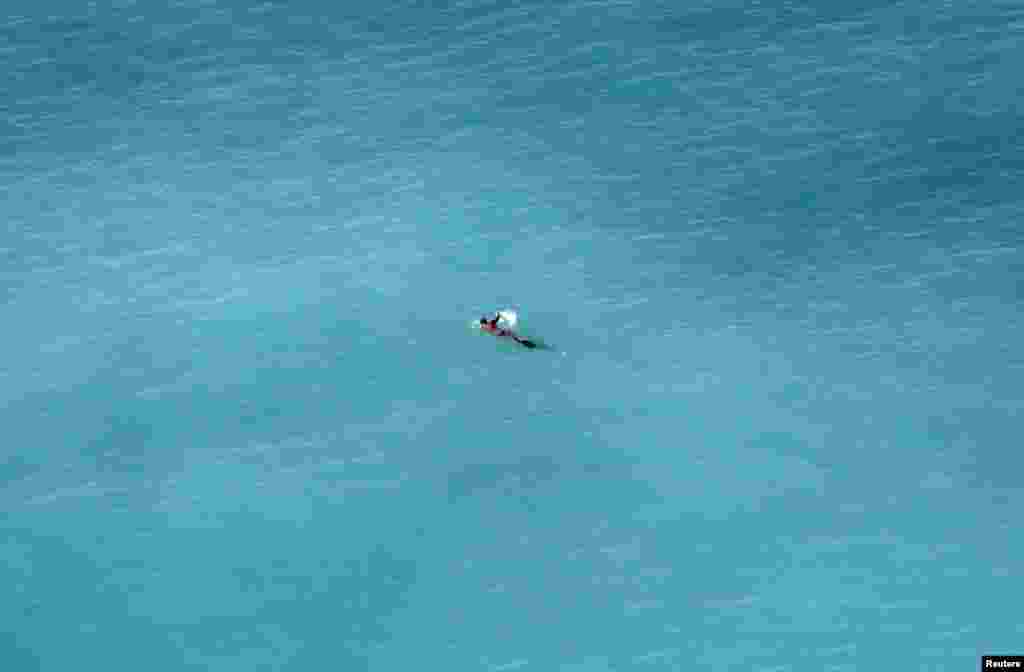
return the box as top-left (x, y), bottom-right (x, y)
top-left (2, 1), bottom-right (1022, 670)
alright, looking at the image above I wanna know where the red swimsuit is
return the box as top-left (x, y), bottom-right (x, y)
top-left (480, 319), bottom-right (537, 349)
top-left (482, 323), bottom-right (512, 337)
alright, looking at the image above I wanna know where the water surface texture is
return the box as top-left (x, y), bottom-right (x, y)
top-left (2, 1), bottom-right (1023, 670)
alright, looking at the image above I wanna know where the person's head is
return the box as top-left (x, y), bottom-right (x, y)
top-left (479, 318), bottom-right (488, 325)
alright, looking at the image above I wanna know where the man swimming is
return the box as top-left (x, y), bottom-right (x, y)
top-left (479, 312), bottom-right (537, 349)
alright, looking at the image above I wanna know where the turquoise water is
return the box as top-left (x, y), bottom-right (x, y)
top-left (2, 1), bottom-right (1022, 670)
